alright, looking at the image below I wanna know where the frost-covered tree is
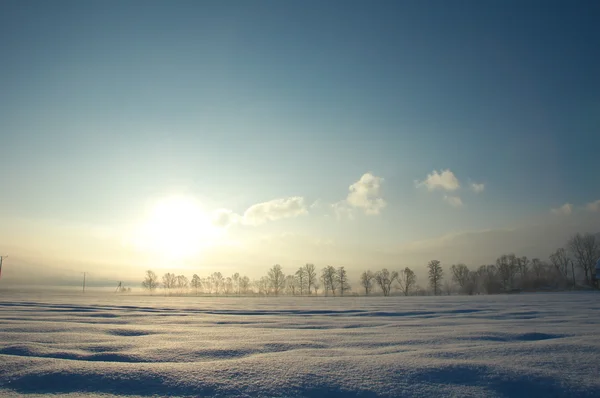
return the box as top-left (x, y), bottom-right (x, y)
top-left (285, 274), bottom-right (297, 295)
top-left (268, 264), bottom-right (286, 296)
top-left (211, 272), bottom-right (223, 295)
top-left (239, 276), bottom-right (251, 294)
top-left (568, 233), bottom-right (599, 285)
top-left (296, 267), bottom-right (307, 296)
top-left (427, 260), bottom-right (443, 295)
top-left (451, 264), bottom-right (471, 293)
top-left (398, 267), bottom-right (416, 296)
top-left (304, 263), bottom-right (317, 295)
top-left (232, 273), bottom-right (240, 295)
top-left (162, 273), bottom-right (177, 294)
top-left (360, 270), bottom-right (375, 295)
top-left (191, 274), bottom-right (202, 295)
top-left (142, 270), bottom-right (159, 294)
top-left (375, 268), bottom-right (398, 297)
top-left (321, 266), bottom-right (338, 296)
top-left (176, 275), bottom-right (189, 294)
top-left (337, 266), bottom-right (351, 296)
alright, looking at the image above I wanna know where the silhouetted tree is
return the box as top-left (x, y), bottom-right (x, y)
top-left (398, 267), bottom-right (416, 296)
top-left (304, 263), bottom-right (317, 295)
top-left (268, 264), bottom-right (286, 296)
top-left (568, 233), bottom-right (599, 285)
top-left (427, 260), bottom-right (443, 295)
top-left (360, 270), bottom-right (375, 295)
top-left (337, 267), bottom-right (351, 296)
top-left (550, 248), bottom-right (571, 286)
top-left (375, 268), bottom-right (398, 296)
top-left (142, 270), bottom-right (159, 294)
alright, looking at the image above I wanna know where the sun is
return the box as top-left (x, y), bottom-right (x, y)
top-left (132, 195), bottom-right (220, 260)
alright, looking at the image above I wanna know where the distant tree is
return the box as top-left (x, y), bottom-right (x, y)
top-left (518, 256), bottom-right (530, 280)
top-left (176, 275), bottom-right (189, 294)
top-left (285, 274), bottom-right (297, 295)
top-left (337, 267), bottom-right (351, 296)
top-left (443, 280), bottom-right (453, 295)
top-left (202, 277), bottom-right (213, 294)
top-left (268, 264), bottom-right (286, 296)
top-left (211, 272), bottom-right (224, 295)
top-left (375, 268), bottom-right (398, 297)
top-left (224, 277), bottom-right (233, 295)
top-left (232, 273), bottom-right (240, 295)
top-left (496, 254), bottom-right (518, 291)
top-left (142, 270), bottom-right (159, 294)
top-left (191, 274), bottom-right (201, 295)
top-left (296, 267), bottom-right (307, 296)
top-left (568, 233), bottom-right (599, 285)
top-left (398, 267), bottom-right (416, 296)
top-left (239, 276), bottom-right (251, 294)
top-left (255, 276), bottom-right (270, 295)
top-left (321, 266), bottom-right (338, 296)
top-left (313, 282), bottom-right (320, 296)
top-left (450, 264), bottom-right (471, 293)
top-left (549, 248), bottom-right (571, 286)
top-left (360, 270), bottom-right (375, 295)
top-left (427, 260), bottom-right (443, 295)
top-left (477, 264), bottom-right (501, 294)
top-left (162, 273), bottom-right (177, 294)
top-left (304, 263), bottom-right (317, 295)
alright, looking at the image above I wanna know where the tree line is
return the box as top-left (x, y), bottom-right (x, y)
top-left (141, 232), bottom-right (600, 296)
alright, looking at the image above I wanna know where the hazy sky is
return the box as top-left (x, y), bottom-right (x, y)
top-left (1, 1), bottom-right (599, 285)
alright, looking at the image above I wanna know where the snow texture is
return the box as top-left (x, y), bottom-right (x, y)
top-left (1, 292), bottom-right (600, 397)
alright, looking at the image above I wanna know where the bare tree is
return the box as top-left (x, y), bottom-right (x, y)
top-left (239, 276), bottom-right (251, 294)
top-left (223, 277), bottom-right (233, 295)
top-left (285, 274), bottom-right (297, 295)
top-left (296, 267), bottom-right (306, 296)
top-left (337, 267), bottom-right (351, 296)
top-left (549, 248), bottom-right (571, 286)
top-left (568, 233), bottom-right (600, 285)
top-left (496, 254), bottom-right (518, 291)
top-left (211, 272), bottom-right (224, 295)
top-left (162, 273), bottom-right (177, 294)
top-left (191, 274), bottom-right (201, 295)
top-left (202, 277), bottom-right (213, 294)
top-left (304, 263), bottom-right (317, 295)
top-left (398, 267), bottom-right (416, 296)
top-left (450, 264), bottom-right (470, 293)
top-left (142, 270), bottom-right (159, 294)
top-left (375, 268), bottom-right (398, 296)
top-left (427, 260), bottom-right (443, 295)
top-left (254, 276), bottom-right (270, 296)
top-left (268, 264), bottom-right (286, 296)
top-left (176, 275), bottom-right (189, 294)
top-left (321, 266), bottom-right (338, 296)
top-left (232, 273), bottom-right (240, 295)
top-left (360, 270), bottom-right (375, 295)
top-left (313, 282), bottom-right (320, 296)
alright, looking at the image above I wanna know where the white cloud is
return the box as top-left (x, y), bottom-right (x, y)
top-left (586, 200), bottom-right (600, 212)
top-left (331, 201), bottom-right (355, 220)
top-left (242, 197), bottom-right (308, 226)
top-left (212, 209), bottom-right (240, 228)
top-left (444, 195), bottom-right (463, 207)
top-left (416, 169), bottom-right (460, 191)
top-left (470, 182), bottom-right (485, 193)
top-left (345, 172), bottom-right (387, 215)
top-left (551, 203), bottom-right (573, 216)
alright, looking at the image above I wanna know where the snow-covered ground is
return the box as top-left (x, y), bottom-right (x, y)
top-left (1, 292), bottom-right (599, 397)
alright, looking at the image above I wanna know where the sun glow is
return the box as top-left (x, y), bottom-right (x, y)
top-left (132, 196), bottom-right (221, 260)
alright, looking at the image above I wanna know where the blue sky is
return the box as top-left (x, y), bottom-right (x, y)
top-left (1, 1), bottom-right (599, 282)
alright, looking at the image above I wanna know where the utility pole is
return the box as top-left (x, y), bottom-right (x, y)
top-left (82, 272), bottom-right (86, 293)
